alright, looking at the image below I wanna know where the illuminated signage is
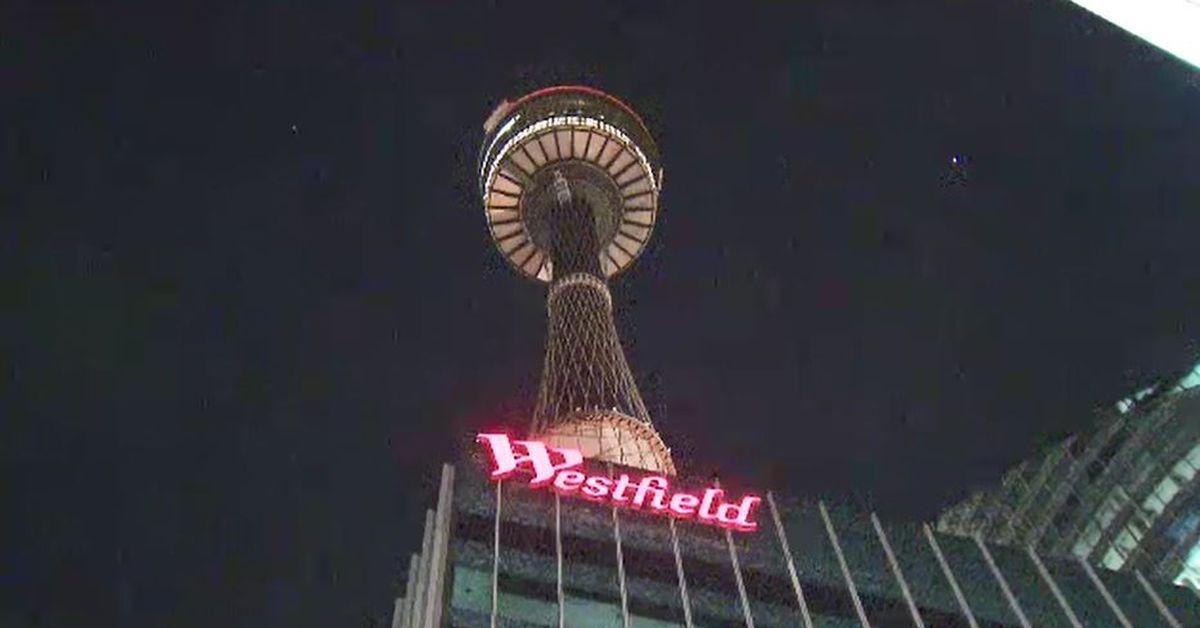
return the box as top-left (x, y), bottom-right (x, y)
top-left (476, 433), bottom-right (761, 532)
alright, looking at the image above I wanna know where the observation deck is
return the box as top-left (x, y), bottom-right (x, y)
top-left (478, 86), bottom-right (663, 283)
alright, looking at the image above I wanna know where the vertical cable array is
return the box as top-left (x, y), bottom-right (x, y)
top-left (767, 493), bottom-right (814, 628)
top-left (725, 526), bottom-right (756, 628)
top-left (1134, 568), bottom-right (1182, 628)
top-left (1079, 557), bottom-right (1133, 628)
top-left (555, 494), bottom-right (565, 628)
top-left (923, 524), bottom-right (979, 628)
top-left (1026, 545), bottom-right (1082, 628)
top-left (973, 534), bottom-right (1031, 628)
top-left (613, 506), bottom-right (632, 628)
top-left (490, 482), bottom-right (502, 628)
top-left (819, 502), bottom-right (871, 628)
top-left (871, 513), bottom-right (925, 628)
top-left (669, 518), bottom-right (695, 628)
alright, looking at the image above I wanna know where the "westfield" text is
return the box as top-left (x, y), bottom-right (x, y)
top-left (476, 433), bottom-right (761, 532)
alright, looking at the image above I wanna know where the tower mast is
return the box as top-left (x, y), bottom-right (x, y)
top-left (478, 86), bottom-right (674, 475)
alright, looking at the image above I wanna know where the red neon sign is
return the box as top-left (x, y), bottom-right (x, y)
top-left (476, 433), bottom-right (761, 532)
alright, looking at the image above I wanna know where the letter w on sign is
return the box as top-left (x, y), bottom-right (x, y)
top-left (476, 434), bottom-right (583, 487)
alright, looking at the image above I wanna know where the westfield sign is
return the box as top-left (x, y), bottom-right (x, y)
top-left (476, 433), bottom-right (761, 532)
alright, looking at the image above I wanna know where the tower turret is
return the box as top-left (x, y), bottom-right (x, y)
top-left (478, 86), bottom-right (674, 475)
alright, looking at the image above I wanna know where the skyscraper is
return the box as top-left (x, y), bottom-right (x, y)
top-left (939, 359), bottom-right (1200, 591)
top-left (390, 87), bottom-right (1200, 628)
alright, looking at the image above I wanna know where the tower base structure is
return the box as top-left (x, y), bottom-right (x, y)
top-left (537, 410), bottom-right (675, 477)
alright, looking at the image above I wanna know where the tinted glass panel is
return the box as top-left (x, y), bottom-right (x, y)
top-left (1096, 569), bottom-right (1172, 628)
top-left (1150, 578), bottom-right (1200, 626)
top-left (559, 498), bottom-right (625, 626)
top-left (496, 483), bottom-right (558, 626)
top-left (1043, 558), bottom-right (1123, 627)
top-left (931, 533), bottom-right (1021, 626)
top-left (611, 512), bottom-right (691, 625)
top-left (886, 523), bottom-right (972, 627)
top-left (677, 522), bottom-right (748, 627)
top-left (823, 506), bottom-right (913, 627)
top-left (736, 509), bottom-right (810, 627)
top-left (985, 545), bottom-right (1073, 627)
top-left (777, 501), bottom-right (871, 628)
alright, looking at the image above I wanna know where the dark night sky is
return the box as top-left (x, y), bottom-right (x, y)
top-left (6, 2), bottom-right (1200, 627)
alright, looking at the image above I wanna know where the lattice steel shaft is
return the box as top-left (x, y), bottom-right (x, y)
top-left (532, 176), bottom-right (650, 429)
top-left (479, 86), bottom-right (674, 474)
top-left (533, 272), bottom-right (650, 432)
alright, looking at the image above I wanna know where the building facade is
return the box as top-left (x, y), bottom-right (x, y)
top-left (392, 455), bottom-right (1200, 627)
top-left (390, 86), bottom-right (1200, 626)
top-left (938, 361), bottom-right (1200, 591)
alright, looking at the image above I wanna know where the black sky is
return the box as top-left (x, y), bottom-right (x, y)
top-left (6, 2), bottom-right (1200, 627)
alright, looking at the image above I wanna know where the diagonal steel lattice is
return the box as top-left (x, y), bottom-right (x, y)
top-left (531, 171), bottom-right (650, 431)
top-left (532, 272), bottom-right (650, 430)
top-left (478, 88), bottom-right (675, 474)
